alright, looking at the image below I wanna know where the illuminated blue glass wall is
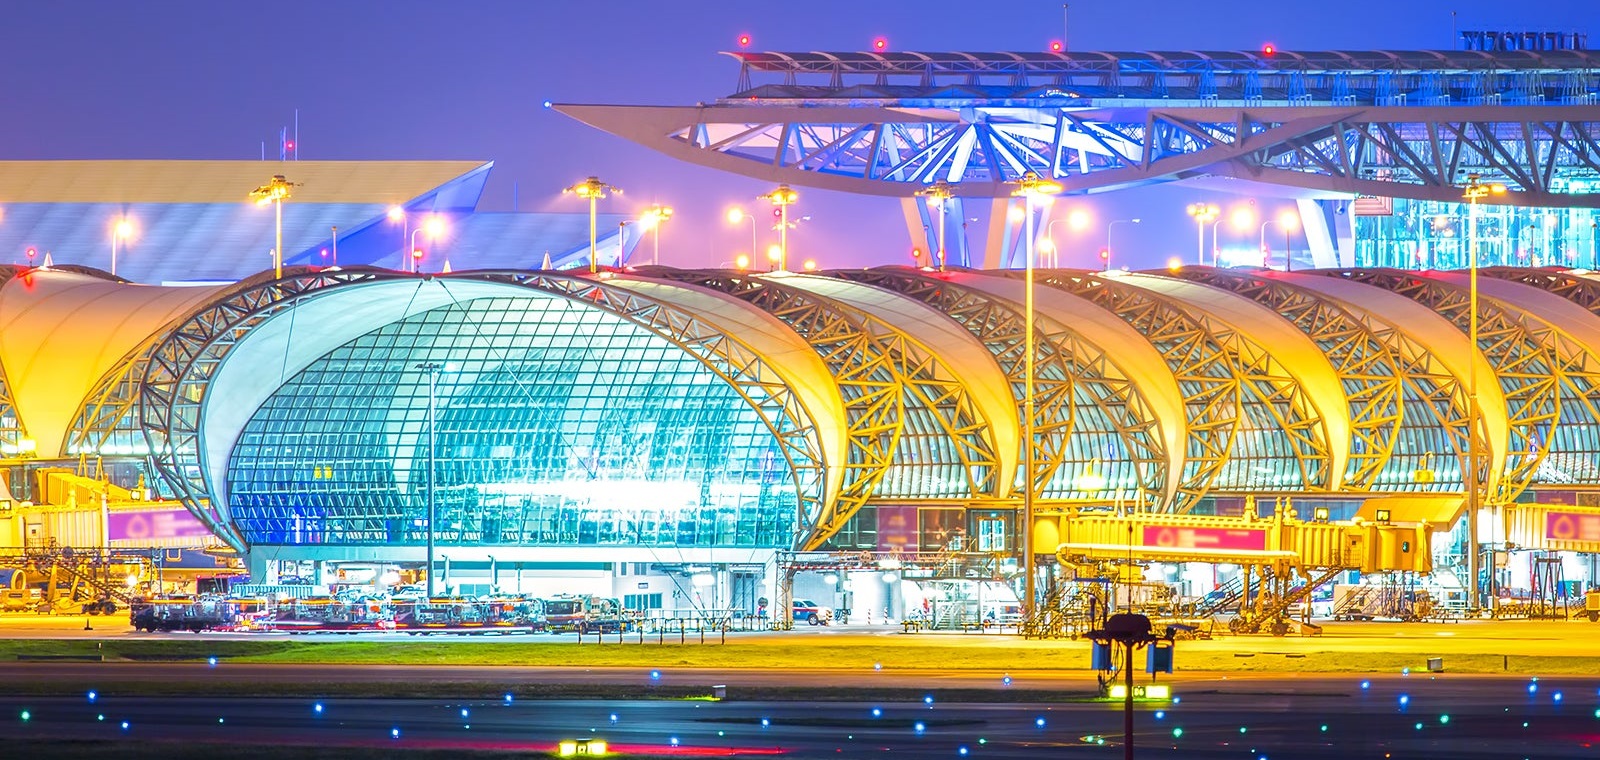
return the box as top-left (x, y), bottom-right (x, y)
top-left (227, 295), bottom-right (798, 548)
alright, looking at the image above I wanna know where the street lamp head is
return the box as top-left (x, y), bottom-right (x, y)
top-left (1068, 209), bottom-right (1091, 230)
top-left (726, 207), bottom-right (746, 224)
top-left (113, 218), bottom-right (134, 239)
top-left (735, 254), bottom-right (750, 270)
top-left (423, 215), bottom-right (447, 238)
top-left (1010, 171), bottom-right (1064, 198)
top-left (1230, 207), bottom-right (1255, 230)
top-left (802, 259), bottom-right (818, 271)
top-left (387, 206), bottom-right (405, 222)
top-left (916, 180), bottom-right (956, 204)
top-left (762, 185), bottom-right (798, 205)
top-left (1131, 218), bottom-right (1142, 224)
top-left (766, 244), bottom-right (783, 262)
top-left (248, 175), bottom-right (295, 206)
top-left (1278, 210), bottom-right (1301, 231)
top-left (565, 176), bottom-right (618, 199)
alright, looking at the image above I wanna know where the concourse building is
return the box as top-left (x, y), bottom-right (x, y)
top-left (2, 260), bottom-right (1598, 611)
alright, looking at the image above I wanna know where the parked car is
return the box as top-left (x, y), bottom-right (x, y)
top-left (792, 599), bottom-right (828, 626)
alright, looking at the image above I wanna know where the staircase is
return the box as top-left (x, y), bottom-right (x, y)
top-left (1194, 573), bottom-right (1246, 618)
top-left (1228, 566), bottom-right (1342, 635)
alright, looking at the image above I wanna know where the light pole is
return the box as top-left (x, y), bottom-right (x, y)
top-left (759, 185), bottom-right (799, 271)
top-left (916, 181), bottom-right (956, 271)
top-left (1105, 218), bottom-right (1141, 272)
top-left (1010, 171), bottom-right (1063, 622)
top-left (249, 175), bottom-right (295, 279)
top-left (415, 361), bottom-right (443, 599)
top-left (1186, 203), bottom-right (1219, 266)
top-left (1213, 207), bottom-right (1255, 267)
top-left (109, 217), bottom-right (134, 278)
top-left (1260, 211), bottom-right (1301, 270)
top-left (564, 176), bottom-right (621, 274)
top-left (330, 225), bottom-right (338, 267)
top-left (1462, 173), bottom-right (1506, 615)
top-left (727, 207), bottom-right (758, 269)
top-left (641, 204), bottom-right (673, 266)
top-left (408, 214), bottom-right (446, 273)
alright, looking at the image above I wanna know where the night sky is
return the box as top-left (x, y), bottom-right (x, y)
top-left (1, 0), bottom-right (1590, 269)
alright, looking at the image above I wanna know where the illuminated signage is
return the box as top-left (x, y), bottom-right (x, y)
top-left (1142, 526), bottom-right (1266, 552)
top-left (1459, 31), bottom-right (1587, 52)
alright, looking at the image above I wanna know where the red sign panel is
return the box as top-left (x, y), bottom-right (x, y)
top-left (1143, 526), bottom-right (1266, 552)
top-left (1544, 511), bottom-right (1600, 543)
top-left (107, 507), bottom-right (214, 543)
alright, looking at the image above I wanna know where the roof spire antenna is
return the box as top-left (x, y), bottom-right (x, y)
top-left (1062, 3), bottom-right (1070, 53)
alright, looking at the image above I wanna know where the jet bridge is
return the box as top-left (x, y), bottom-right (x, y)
top-left (1044, 498), bottom-right (1433, 635)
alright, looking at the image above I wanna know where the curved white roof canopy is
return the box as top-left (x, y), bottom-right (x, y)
top-left (0, 270), bottom-right (223, 456)
top-left (1120, 273), bottom-right (1349, 490)
top-left (776, 272), bottom-right (1017, 498)
top-left (951, 272), bottom-right (1186, 507)
top-left (1280, 273), bottom-right (1509, 493)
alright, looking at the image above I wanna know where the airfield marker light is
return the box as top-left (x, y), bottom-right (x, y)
top-left (20, 711), bottom-right (29, 721)
top-left (915, 722), bottom-right (926, 733)
top-left (1415, 722), bottom-right (1423, 730)
top-left (761, 717), bottom-right (770, 727)
top-left (924, 695), bottom-right (934, 705)
top-left (314, 703), bottom-right (324, 714)
top-left (121, 720), bottom-right (130, 731)
top-left (1440, 715), bottom-right (1450, 724)
top-left (650, 670), bottom-right (661, 681)
top-left (391, 728), bottom-right (400, 739)
top-left (88, 691), bottom-right (97, 702)
top-left (1172, 727), bottom-right (1183, 738)
top-left (873, 708), bottom-right (883, 717)
top-left (461, 708), bottom-right (470, 718)
top-left (959, 747), bottom-right (970, 756)
top-left (1553, 692), bottom-right (1562, 702)
top-left (1035, 717), bottom-right (1046, 727)
top-left (1320, 724), bottom-right (1329, 732)
top-left (504, 693), bottom-right (514, 703)
top-left (1154, 711), bottom-right (1165, 719)
top-left (1399, 694), bottom-right (1410, 707)
top-left (1003, 675), bottom-right (1012, 686)
top-left (1361, 681), bottom-right (1371, 690)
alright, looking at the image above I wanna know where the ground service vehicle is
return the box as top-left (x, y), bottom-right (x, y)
top-left (792, 599), bottom-right (828, 625)
top-left (542, 595), bottom-right (625, 633)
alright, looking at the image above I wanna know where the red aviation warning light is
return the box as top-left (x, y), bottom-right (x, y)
top-left (737, 34), bottom-right (751, 48)
top-left (411, 248), bottom-right (424, 260)
top-left (1099, 248), bottom-right (1110, 262)
top-left (25, 247), bottom-right (36, 262)
top-left (1050, 40), bottom-right (1064, 53)
top-left (1262, 43), bottom-right (1276, 56)
top-left (873, 37), bottom-right (888, 51)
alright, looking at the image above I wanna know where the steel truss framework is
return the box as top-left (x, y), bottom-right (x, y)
top-left (559, 51), bottom-right (1600, 204)
top-left (825, 268), bottom-right (1166, 507)
top-left (120, 268), bottom-right (828, 552)
top-left (648, 271), bottom-right (998, 550)
top-left (1309, 269), bottom-right (1600, 499)
top-left (1020, 271), bottom-right (1332, 504)
top-left (1171, 268), bottom-right (1478, 491)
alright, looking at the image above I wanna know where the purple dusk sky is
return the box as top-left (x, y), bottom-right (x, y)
top-left (0, 1), bottom-right (1590, 269)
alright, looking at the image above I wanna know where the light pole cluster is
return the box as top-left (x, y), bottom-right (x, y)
top-left (563, 176), bottom-right (622, 274)
top-left (109, 217), bottom-right (134, 278)
top-left (1462, 172), bottom-right (1506, 613)
top-left (1186, 203), bottom-right (1219, 265)
top-left (249, 174), bottom-right (296, 279)
top-left (915, 180), bottom-right (956, 271)
top-left (1010, 171), bottom-right (1063, 619)
top-left (760, 184), bottom-right (800, 271)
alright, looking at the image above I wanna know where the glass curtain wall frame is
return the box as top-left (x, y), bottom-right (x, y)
top-left (226, 294), bottom-right (799, 548)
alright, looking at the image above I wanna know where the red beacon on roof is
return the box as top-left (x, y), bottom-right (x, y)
top-left (873, 37), bottom-right (888, 52)
top-left (1262, 43), bottom-right (1276, 56)
top-left (1050, 41), bottom-right (1064, 53)
top-left (738, 34), bottom-right (751, 48)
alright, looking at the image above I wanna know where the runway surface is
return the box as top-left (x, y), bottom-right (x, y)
top-left (3, 675), bottom-right (1598, 759)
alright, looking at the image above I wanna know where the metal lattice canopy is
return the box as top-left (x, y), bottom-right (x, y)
top-left (557, 50), bottom-right (1600, 205)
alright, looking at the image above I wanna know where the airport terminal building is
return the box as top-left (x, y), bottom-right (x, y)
top-left (2, 160), bottom-right (1598, 615)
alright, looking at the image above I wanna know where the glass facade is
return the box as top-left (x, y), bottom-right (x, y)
top-left (226, 295), bottom-right (798, 548)
top-left (1354, 195), bottom-right (1600, 270)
